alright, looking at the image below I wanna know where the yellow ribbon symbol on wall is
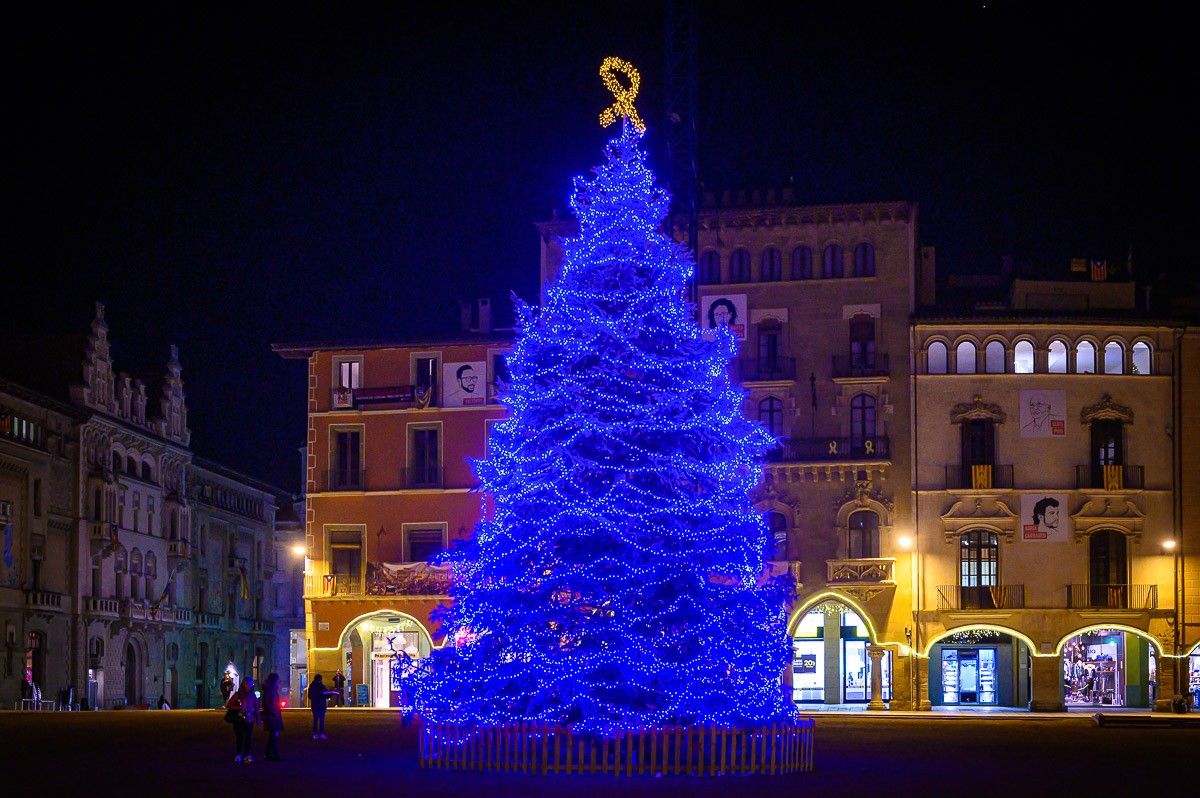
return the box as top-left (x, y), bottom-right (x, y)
top-left (599, 56), bottom-right (647, 133)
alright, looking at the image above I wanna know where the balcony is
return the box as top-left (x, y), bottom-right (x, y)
top-left (1066, 584), bottom-right (1157, 610)
top-left (937, 585), bottom-right (1026, 610)
top-left (735, 357), bottom-right (796, 382)
top-left (172, 607), bottom-right (193, 625)
top-left (944, 464), bottom-right (1015, 490)
top-left (167, 539), bottom-right (191, 559)
top-left (307, 573), bottom-right (363, 597)
top-left (767, 436), bottom-right (889, 463)
top-left (366, 562), bottom-right (453, 596)
top-left (827, 558), bottom-right (894, 584)
top-left (89, 522), bottom-right (117, 542)
top-left (402, 466), bottom-right (443, 490)
top-left (1075, 465), bottom-right (1144, 490)
top-left (831, 354), bottom-right (890, 380)
top-left (253, 618), bottom-right (275, 634)
top-left (332, 385), bottom-right (436, 410)
top-left (121, 599), bottom-right (149, 621)
top-left (323, 468), bottom-right (366, 492)
top-left (84, 597), bottom-right (121, 618)
top-left (24, 590), bottom-right (65, 612)
top-left (198, 611), bottom-right (223, 628)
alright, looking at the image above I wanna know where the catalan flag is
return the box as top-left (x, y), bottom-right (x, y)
top-left (971, 464), bottom-right (993, 490)
top-left (1103, 464), bottom-right (1123, 491)
top-left (239, 566), bottom-right (250, 600)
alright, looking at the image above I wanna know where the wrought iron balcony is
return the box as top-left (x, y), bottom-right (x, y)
top-left (332, 385), bottom-right (437, 410)
top-left (1066, 583), bottom-right (1157, 610)
top-left (944, 464), bottom-right (1015, 490)
top-left (831, 354), bottom-right (890, 379)
top-left (735, 357), bottom-right (796, 382)
top-left (767, 436), bottom-right (889, 463)
top-left (827, 558), bottom-right (894, 584)
top-left (1075, 464), bottom-right (1144, 490)
top-left (937, 584), bottom-right (1026, 610)
top-left (308, 573), bottom-right (363, 597)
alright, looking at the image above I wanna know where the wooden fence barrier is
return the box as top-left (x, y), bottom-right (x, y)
top-left (419, 720), bottom-right (814, 776)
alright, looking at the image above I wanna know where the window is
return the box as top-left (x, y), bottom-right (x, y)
top-left (1075, 341), bottom-right (1096, 374)
top-left (126, 456), bottom-right (137, 476)
top-left (760, 247), bottom-right (782, 281)
top-left (112, 452), bottom-right (122, 474)
top-left (959, 530), bottom-right (998, 610)
top-left (984, 341), bottom-right (1005, 373)
top-left (491, 353), bottom-right (511, 390)
top-left (961, 419), bottom-right (995, 468)
top-left (852, 243), bottom-right (875, 277)
top-left (927, 342), bottom-right (948, 374)
top-left (414, 356), bottom-right (439, 404)
top-left (850, 394), bottom-right (877, 448)
top-left (757, 321), bottom-right (782, 370)
top-left (1132, 342), bottom-right (1151, 375)
top-left (955, 341), bottom-right (977, 374)
top-left (848, 511), bottom-right (880, 559)
top-left (1103, 342), bottom-right (1124, 374)
top-left (697, 251), bottom-right (720, 284)
top-left (409, 426), bottom-right (441, 488)
top-left (140, 462), bottom-right (152, 482)
top-left (758, 397), bottom-right (784, 437)
top-left (1091, 419), bottom-right (1123, 472)
top-left (791, 245), bottom-right (813, 280)
top-left (849, 315), bottom-right (876, 370)
top-left (407, 529), bottom-right (446, 563)
top-left (1013, 341), bottom-right (1035, 374)
top-left (336, 359), bottom-right (362, 390)
top-left (822, 244), bottom-right (844, 278)
top-left (1089, 530), bottom-right (1128, 601)
top-left (766, 511), bottom-right (788, 560)
top-left (329, 531), bottom-right (363, 595)
top-left (1048, 340), bottom-right (1068, 373)
top-left (729, 249), bottom-right (751, 283)
top-left (332, 429), bottom-right (363, 490)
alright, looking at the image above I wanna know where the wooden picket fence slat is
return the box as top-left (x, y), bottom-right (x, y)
top-left (419, 718), bottom-right (814, 776)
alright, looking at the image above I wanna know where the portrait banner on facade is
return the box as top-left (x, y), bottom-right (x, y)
top-left (1020, 493), bottom-right (1069, 542)
top-left (701, 293), bottom-right (747, 340)
top-left (1019, 389), bottom-right (1066, 438)
top-left (442, 361), bottom-right (486, 407)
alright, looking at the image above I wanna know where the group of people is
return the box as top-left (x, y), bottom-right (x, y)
top-left (223, 671), bottom-right (346, 763)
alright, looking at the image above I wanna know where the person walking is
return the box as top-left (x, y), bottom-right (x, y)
top-left (260, 673), bottom-right (284, 761)
top-left (332, 669), bottom-right (346, 707)
top-left (226, 679), bottom-right (259, 763)
top-left (308, 674), bottom-right (336, 739)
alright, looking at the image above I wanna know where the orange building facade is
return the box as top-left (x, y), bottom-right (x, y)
top-left (273, 332), bottom-right (509, 707)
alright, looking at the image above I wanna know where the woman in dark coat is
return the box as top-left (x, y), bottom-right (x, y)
top-left (226, 679), bottom-right (259, 763)
top-left (261, 673), bottom-right (284, 761)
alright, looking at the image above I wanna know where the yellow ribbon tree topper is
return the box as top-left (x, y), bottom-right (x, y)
top-left (598, 56), bottom-right (646, 133)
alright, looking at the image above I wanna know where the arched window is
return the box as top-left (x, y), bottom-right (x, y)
top-left (758, 396), bottom-right (784, 437)
top-left (140, 462), bottom-right (152, 482)
top-left (927, 341), bottom-right (948, 374)
top-left (959, 530), bottom-right (998, 609)
top-left (1048, 340), bottom-right (1068, 373)
top-left (1075, 341), bottom-right (1096, 374)
top-left (760, 247), bottom-right (782, 281)
top-left (1103, 341), bottom-right (1124, 374)
top-left (766, 511), bottom-right (788, 561)
top-left (848, 511), bottom-right (880, 558)
top-left (852, 242), bottom-right (876, 277)
top-left (1132, 341), bottom-right (1151, 375)
top-left (791, 245), bottom-right (813, 280)
top-left (1013, 340), bottom-right (1035, 374)
top-left (850, 394), bottom-right (877, 448)
top-left (955, 341), bottom-right (977, 374)
top-left (112, 452), bottom-right (122, 474)
top-left (729, 248), bottom-right (751, 283)
top-left (126, 456), bottom-right (137, 476)
top-left (822, 244), bottom-right (844, 278)
top-left (697, 251), bottom-right (720, 285)
top-left (984, 341), bottom-right (1005, 373)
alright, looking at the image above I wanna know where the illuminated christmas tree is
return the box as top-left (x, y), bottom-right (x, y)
top-left (418, 66), bottom-right (793, 735)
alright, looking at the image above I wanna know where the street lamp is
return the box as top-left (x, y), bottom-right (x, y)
top-left (1161, 539), bottom-right (1176, 552)
top-left (291, 544), bottom-right (307, 557)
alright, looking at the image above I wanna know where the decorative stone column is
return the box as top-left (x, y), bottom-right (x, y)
top-left (1029, 653), bottom-right (1065, 712)
top-left (915, 655), bottom-right (932, 710)
top-left (1153, 653), bottom-right (1177, 712)
top-left (867, 645), bottom-right (887, 710)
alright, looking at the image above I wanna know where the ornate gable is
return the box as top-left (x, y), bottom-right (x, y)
top-left (1080, 393), bottom-right (1134, 425)
top-left (940, 496), bottom-right (1018, 543)
top-left (950, 395), bottom-right (1006, 425)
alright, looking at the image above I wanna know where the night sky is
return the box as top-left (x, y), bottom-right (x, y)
top-left (5, 3), bottom-right (1185, 491)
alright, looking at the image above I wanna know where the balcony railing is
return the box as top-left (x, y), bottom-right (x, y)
top-left (198, 611), bottom-right (223, 628)
top-left (121, 599), bottom-right (149, 620)
top-left (403, 467), bottom-right (444, 489)
top-left (937, 584), bottom-right (1026, 610)
top-left (366, 562), bottom-right (452, 596)
top-left (827, 558), bottom-right (894, 584)
top-left (311, 574), bottom-right (363, 597)
top-left (332, 385), bottom-right (437, 410)
top-left (767, 436), bottom-right (889, 463)
top-left (172, 607), bottom-right (193, 625)
top-left (1066, 583), bottom-right (1157, 610)
top-left (944, 464), bottom-right (1015, 490)
top-left (24, 590), bottom-right (65, 612)
top-left (324, 468), bottom-right (366, 492)
top-left (735, 357), bottom-right (796, 382)
top-left (1075, 464), bottom-right (1144, 490)
top-left (85, 597), bottom-right (121, 617)
top-left (831, 354), bottom-right (890, 379)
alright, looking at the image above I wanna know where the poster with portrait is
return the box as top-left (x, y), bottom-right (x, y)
top-left (1020, 493), bottom-right (1069, 542)
top-left (442, 361), bottom-right (486, 407)
top-left (701, 293), bottom-right (747, 340)
top-left (1019, 389), bottom-right (1066, 438)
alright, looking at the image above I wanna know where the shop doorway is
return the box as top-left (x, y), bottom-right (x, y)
top-left (1189, 650), bottom-right (1200, 709)
top-left (339, 613), bottom-right (433, 708)
top-left (1062, 629), bottom-right (1152, 708)
top-left (791, 602), bottom-right (890, 704)
top-left (929, 630), bottom-right (1030, 707)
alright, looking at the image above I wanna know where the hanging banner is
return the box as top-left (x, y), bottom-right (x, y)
top-left (1019, 390), bottom-right (1066, 438)
top-left (701, 294), bottom-right (747, 340)
top-left (442, 361), bottom-right (486, 407)
top-left (1021, 493), bottom-right (1069, 542)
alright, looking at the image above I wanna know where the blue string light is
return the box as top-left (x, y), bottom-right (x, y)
top-left (416, 126), bottom-right (794, 735)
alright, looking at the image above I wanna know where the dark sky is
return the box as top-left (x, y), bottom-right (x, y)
top-left (4, 3), bottom-right (1184, 491)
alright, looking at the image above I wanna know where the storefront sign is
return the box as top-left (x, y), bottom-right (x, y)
top-left (795, 654), bottom-right (817, 674)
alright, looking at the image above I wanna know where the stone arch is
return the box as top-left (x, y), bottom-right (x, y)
top-left (834, 492), bottom-right (893, 557)
top-left (922, 623), bottom-right (1039, 658)
top-left (334, 609), bottom-right (437, 651)
top-left (1055, 624), bottom-right (1163, 657)
top-left (788, 591), bottom-right (881, 645)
